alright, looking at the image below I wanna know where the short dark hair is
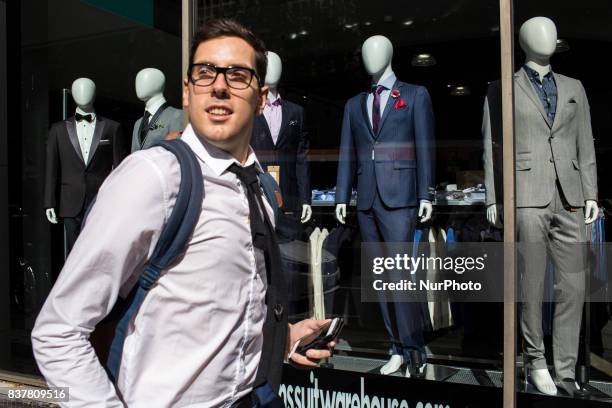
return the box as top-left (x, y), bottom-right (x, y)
top-left (189, 18), bottom-right (267, 87)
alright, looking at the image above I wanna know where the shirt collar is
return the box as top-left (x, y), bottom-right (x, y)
top-left (523, 65), bottom-right (554, 83)
top-left (266, 93), bottom-right (282, 107)
top-left (180, 124), bottom-right (264, 177)
top-left (75, 107), bottom-right (96, 120)
top-left (146, 96), bottom-right (167, 116)
top-left (372, 72), bottom-right (397, 92)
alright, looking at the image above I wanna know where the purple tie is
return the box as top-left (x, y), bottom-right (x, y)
top-left (372, 85), bottom-right (385, 135)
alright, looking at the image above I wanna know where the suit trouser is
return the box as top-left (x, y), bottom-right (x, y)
top-left (63, 216), bottom-right (83, 255)
top-left (357, 190), bottom-right (425, 360)
top-left (518, 182), bottom-right (586, 380)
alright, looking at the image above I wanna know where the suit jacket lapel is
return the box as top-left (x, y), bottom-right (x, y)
top-left (551, 72), bottom-right (565, 133)
top-left (65, 118), bottom-right (85, 164)
top-left (377, 80), bottom-right (400, 135)
top-left (516, 69), bottom-right (552, 128)
top-left (276, 103), bottom-right (290, 146)
top-left (256, 114), bottom-right (274, 147)
top-left (87, 117), bottom-right (105, 167)
top-left (360, 93), bottom-right (375, 139)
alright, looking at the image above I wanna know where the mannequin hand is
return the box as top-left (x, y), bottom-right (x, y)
top-left (585, 200), bottom-right (599, 224)
top-left (418, 201), bottom-right (433, 223)
top-left (486, 204), bottom-right (503, 227)
top-left (301, 204), bottom-right (312, 223)
top-left (335, 204), bottom-right (346, 224)
top-left (45, 208), bottom-right (58, 224)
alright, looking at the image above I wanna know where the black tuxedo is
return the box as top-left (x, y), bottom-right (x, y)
top-left (44, 116), bottom-right (125, 251)
top-left (250, 100), bottom-right (310, 212)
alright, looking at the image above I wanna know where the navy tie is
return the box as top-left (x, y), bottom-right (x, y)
top-left (372, 85), bottom-right (385, 135)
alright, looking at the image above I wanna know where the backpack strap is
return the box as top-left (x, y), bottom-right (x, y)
top-left (106, 139), bottom-right (203, 382)
top-left (258, 172), bottom-right (281, 222)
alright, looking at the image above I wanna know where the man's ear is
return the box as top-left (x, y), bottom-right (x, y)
top-left (257, 85), bottom-right (269, 115)
top-left (182, 77), bottom-right (190, 110)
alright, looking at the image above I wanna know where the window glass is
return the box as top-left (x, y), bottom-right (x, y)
top-left (513, 1), bottom-right (612, 402)
top-left (2, 0), bottom-right (182, 376)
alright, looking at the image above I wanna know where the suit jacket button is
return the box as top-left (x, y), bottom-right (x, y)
top-left (274, 303), bottom-right (283, 320)
top-left (550, 158), bottom-right (554, 162)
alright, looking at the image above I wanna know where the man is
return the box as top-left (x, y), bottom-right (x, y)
top-left (32, 19), bottom-right (333, 407)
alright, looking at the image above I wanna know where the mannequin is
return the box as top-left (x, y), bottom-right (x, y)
top-left (335, 37), bottom-right (433, 224)
top-left (483, 17), bottom-right (598, 395)
top-left (44, 78), bottom-right (124, 253)
top-left (250, 52), bottom-right (312, 224)
top-left (335, 35), bottom-right (435, 377)
top-left (131, 68), bottom-right (183, 152)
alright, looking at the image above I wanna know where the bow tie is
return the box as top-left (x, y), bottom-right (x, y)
top-left (75, 113), bottom-right (93, 122)
top-left (267, 99), bottom-right (282, 107)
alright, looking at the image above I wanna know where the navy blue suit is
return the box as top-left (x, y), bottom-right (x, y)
top-left (335, 79), bottom-right (435, 360)
top-left (251, 100), bottom-right (310, 213)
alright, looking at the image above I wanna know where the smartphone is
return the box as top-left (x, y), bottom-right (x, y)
top-left (290, 317), bottom-right (344, 356)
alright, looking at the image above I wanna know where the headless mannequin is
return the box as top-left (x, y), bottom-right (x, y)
top-left (45, 78), bottom-right (96, 224)
top-left (336, 36), bottom-right (432, 377)
top-left (486, 17), bottom-right (598, 228)
top-left (264, 52), bottom-right (312, 223)
top-left (335, 36), bottom-right (433, 225)
top-left (486, 17), bottom-right (597, 395)
top-left (136, 68), bottom-right (167, 117)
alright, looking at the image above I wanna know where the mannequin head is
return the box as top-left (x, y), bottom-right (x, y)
top-left (519, 17), bottom-right (557, 64)
top-left (361, 35), bottom-right (393, 78)
top-left (71, 78), bottom-right (96, 108)
top-left (135, 68), bottom-right (166, 102)
top-left (265, 51), bottom-right (282, 89)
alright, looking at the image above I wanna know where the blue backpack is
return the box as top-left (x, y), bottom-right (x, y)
top-left (88, 139), bottom-right (281, 389)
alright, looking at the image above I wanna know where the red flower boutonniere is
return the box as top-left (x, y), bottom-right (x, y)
top-left (394, 98), bottom-right (407, 109)
top-left (390, 89), bottom-right (401, 99)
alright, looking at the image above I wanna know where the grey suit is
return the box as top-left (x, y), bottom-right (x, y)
top-left (483, 69), bottom-right (597, 381)
top-left (131, 106), bottom-right (183, 152)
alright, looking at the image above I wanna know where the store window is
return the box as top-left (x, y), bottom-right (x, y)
top-left (1, 0), bottom-right (183, 376)
top-left (196, 2), bottom-right (507, 405)
top-left (511, 1), bottom-right (612, 403)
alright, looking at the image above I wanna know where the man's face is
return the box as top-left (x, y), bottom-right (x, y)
top-left (183, 36), bottom-right (267, 154)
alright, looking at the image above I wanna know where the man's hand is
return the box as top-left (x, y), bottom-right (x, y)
top-left (286, 319), bottom-right (336, 368)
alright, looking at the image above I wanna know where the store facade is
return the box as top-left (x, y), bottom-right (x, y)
top-left (1, 0), bottom-right (612, 406)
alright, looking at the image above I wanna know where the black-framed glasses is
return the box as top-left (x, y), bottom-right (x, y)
top-left (188, 63), bottom-right (261, 90)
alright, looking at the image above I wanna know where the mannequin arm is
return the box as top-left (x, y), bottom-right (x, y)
top-left (45, 208), bottom-right (58, 224)
top-left (335, 204), bottom-right (346, 224)
top-left (585, 200), bottom-right (599, 224)
top-left (301, 204), bottom-right (312, 223)
top-left (418, 200), bottom-right (433, 223)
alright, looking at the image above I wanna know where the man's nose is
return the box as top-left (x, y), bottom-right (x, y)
top-left (211, 72), bottom-right (229, 97)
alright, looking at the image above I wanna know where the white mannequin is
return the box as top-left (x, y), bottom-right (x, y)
top-left (335, 36), bottom-right (433, 226)
top-left (264, 52), bottom-right (312, 223)
top-left (136, 68), bottom-right (168, 116)
top-left (45, 78), bottom-right (96, 224)
top-left (487, 17), bottom-right (598, 228)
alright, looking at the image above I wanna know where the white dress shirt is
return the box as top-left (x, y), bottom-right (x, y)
top-left (75, 107), bottom-right (96, 164)
top-left (32, 124), bottom-right (273, 408)
top-left (366, 72), bottom-right (397, 128)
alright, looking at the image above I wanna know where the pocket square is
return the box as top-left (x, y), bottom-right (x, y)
top-left (99, 139), bottom-right (111, 145)
top-left (289, 120), bottom-right (298, 126)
